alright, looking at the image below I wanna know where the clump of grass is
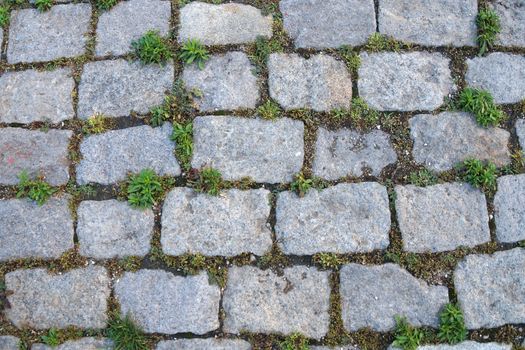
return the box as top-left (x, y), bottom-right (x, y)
top-left (313, 253), bottom-right (348, 270)
top-left (96, 0), bottom-right (118, 11)
top-left (41, 328), bottom-right (60, 346)
top-left (350, 97), bottom-right (380, 127)
top-left (280, 333), bottom-right (309, 350)
top-left (191, 167), bottom-right (223, 196)
top-left (118, 256), bottom-right (142, 272)
top-left (107, 314), bottom-right (148, 350)
top-left (17, 171), bottom-right (56, 205)
top-left (171, 122), bottom-right (193, 170)
top-left (248, 36), bottom-right (283, 72)
top-left (438, 303), bottom-right (467, 344)
top-left (365, 33), bottom-right (401, 52)
top-left (35, 0), bottom-right (52, 11)
top-left (339, 45), bottom-right (361, 72)
top-left (0, 6), bottom-right (9, 27)
top-left (257, 100), bottom-right (281, 120)
top-left (459, 159), bottom-right (497, 194)
top-left (408, 169), bottom-right (438, 187)
top-left (132, 30), bottom-right (172, 65)
top-left (459, 87), bottom-right (504, 127)
top-left (82, 114), bottom-right (114, 134)
top-left (392, 316), bottom-right (424, 350)
top-left (149, 80), bottom-right (195, 126)
top-left (179, 39), bottom-right (209, 69)
top-left (291, 172), bottom-right (313, 197)
top-left (126, 169), bottom-right (163, 209)
top-left (476, 8), bottom-right (501, 56)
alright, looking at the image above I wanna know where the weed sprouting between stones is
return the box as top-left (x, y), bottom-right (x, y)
top-left (35, 0), bottom-right (52, 12)
top-left (458, 87), bottom-right (505, 127)
top-left (459, 159), bottom-right (498, 194)
top-left (179, 39), bottom-right (209, 70)
top-left (0, 6), bottom-right (9, 27)
top-left (476, 8), bottom-right (501, 56)
top-left (438, 303), bottom-right (467, 344)
top-left (365, 33), bottom-right (402, 52)
top-left (132, 30), bottom-right (172, 65)
top-left (149, 80), bottom-right (195, 126)
top-left (107, 313), bottom-right (148, 350)
top-left (408, 169), bottom-right (438, 187)
top-left (189, 167), bottom-right (223, 196)
top-left (126, 169), bottom-right (163, 209)
top-left (392, 316), bottom-right (424, 350)
top-left (248, 35), bottom-right (283, 73)
top-left (82, 114), bottom-right (115, 135)
top-left (312, 253), bottom-right (348, 270)
top-left (96, 0), bottom-right (118, 11)
top-left (257, 100), bottom-right (282, 120)
top-left (280, 333), bottom-right (309, 350)
top-left (171, 122), bottom-right (193, 171)
top-left (41, 328), bottom-right (60, 346)
top-left (16, 171), bottom-right (56, 206)
top-left (290, 172), bottom-right (328, 197)
top-left (339, 45), bottom-right (361, 73)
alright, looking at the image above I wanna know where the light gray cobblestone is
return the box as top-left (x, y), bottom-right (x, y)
top-left (490, 0), bottom-right (525, 47)
top-left (0, 336), bottom-right (20, 350)
top-left (32, 338), bottom-right (114, 350)
top-left (389, 342), bottom-right (512, 350)
top-left (156, 339), bottom-right (251, 350)
top-left (494, 174), bottom-right (525, 243)
top-left (517, 119), bottom-right (525, 150)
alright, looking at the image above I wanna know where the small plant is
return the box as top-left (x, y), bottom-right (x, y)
top-left (0, 6), bottom-right (9, 27)
top-left (365, 33), bottom-right (401, 52)
top-left (392, 316), bottom-right (424, 350)
top-left (438, 303), bottom-right (467, 344)
top-left (17, 171), bottom-right (56, 205)
top-left (41, 328), bottom-right (60, 347)
top-left (179, 39), bottom-right (209, 69)
top-left (107, 314), bottom-right (148, 350)
top-left (149, 80), bottom-right (195, 126)
top-left (459, 88), bottom-right (504, 127)
top-left (313, 253), bottom-right (347, 270)
top-left (132, 30), bottom-right (172, 65)
top-left (35, 0), bottom-right (52, 11)
top-left (126, 169), bottom-right (163, 209)
top-left (476, 8), bottom-right (501, 56)
top-left (280, 333), bottom-right (309, 350)
top-left (96, 0), bottom-right (118, 11)
top-left (339, 45), bottom-right (361, 72)
top-left (350, 97), bottom-right (380, 127)
top-left (118, 256), bottom-right (142, 272)
top-left (249, 36), bottom-right (283, 72)
top-left (82, 114), bottom-right (113, 134)
top-left (291, 172), bottom-right (313, 197)
top-left (257, 100), bottom-right (281, 120)
top-left (408, 169), bottom-right (438, 187)
top-left (171, 122), bottom-right (193, 170)
top-left (460, 159), bottom-right (497, 194)
top-left (192, 167), bottom-right (223, 196)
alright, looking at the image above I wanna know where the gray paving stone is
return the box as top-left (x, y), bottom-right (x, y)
top-left (0, 196), bottom-right (74, 261)
top-left (115, 270), bottom-right (220, 334)
top-left (223, 266), bottom-right (331, 339)
top-left (454, 248), bottom-right (525, 329)
top-left (410, 112), bottom-right (510, 172)
top-left (490, 0), bottom-right (525, 47)
top-left (517, 119), bottom-right (525, 150)
top-left (178, 2), bottom-right (272, 45)
top-left (280, 0), bottom-right (375, 49)
top-left (268, 53), bottom-right (353, 111)
top-left (313, 128), bottom-right (397, 179)
top-left (78, 59), bottom-right (174, 119)
top-left (161, 188), bottom-right (272, 256)
top-left (96, 0), bottom-right (171, 57)
top-left (311, 347), bottom-right (360, 350)
top-left (0, 28), bottom-right (3, 47)
top-left (340, 263), bottom-right (449, 331)
top-left (182, 52), bottom-right (258, 112)
top-left (0, 336), bottom-right (20, 350)
top-left (494, 175), bottom-right (525, 243)
top-left (5, 266), bottom-right (110, 329)
top-left (77, 200), bottom-right (154, 259)
top-left (465, 53), bottom-right (525, 104)
top-left (275, 183), bottom-right (390, 255)
top-left (0, 128), bottom-right (72, 186)
top-left (389, 342), bottom-right (512, 350)
top-left (395, 183), bottom-right (490, 253)
top-left (192, 116), bottom-right (304, 183)
top-left (32, 338), bottom-right (114, 350)
top-left (7, 4), bottom-right (91, 63)
top-left (77, 123), bottom-right (180, 185)
top-left (156, 339), bottom-right (251, 350)
top-left (0, 68), bottom-right (74, 124)
top-left (358, 52), bottom-right (454, 111)
top-left (378, 0), bottom-right (477, 46)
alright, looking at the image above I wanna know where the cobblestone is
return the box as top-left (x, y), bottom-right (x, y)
top-left (517, 119), bottom-right (525, 150)
top-left (389, 342), bottom-right (512, 350)
top-left (156, 339), bottom-right (251, 350)
top-left (490, 0), bottom-right (525, 47)
top-left (494, 175), bottom-right (525, 243)
top-left (32, 338), bottom-right (114, 350)
top-left (0, 336), bottom-right (20, 350)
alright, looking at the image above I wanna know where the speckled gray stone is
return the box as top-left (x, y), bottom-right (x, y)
top-left (378, 0), bottom-right (477, 46)
top-left (192, 116), bottom-right (304, 183)
top-left (78, 59), bottom-right (174, 118)
top-left (0, 196), bottom-right (73, 261)
top-left (395, 183), bottom-right (490, 253)
top-left (313, 128), bottom-right (397, 179)
top-left (340, 263), bottom-right (449, 331)
top-left (0, 68), bottom-right (74, 124)
top-left (115, 270), bottom-right (220, 334)
top-left (494, 175), bottom-right (525, 243)
top-left (77, 200), bottom-right (154, 259)
top-left (454, 248), bottom-right (525, 329)
top-left (275, 183), bottom-right (390, 255)
top-left (223, 266), bottom-right (331, 339)
top-left (0, 336), bottom-right (20, 350)
top-left (311, 347), bottom-right (360, 350)
top-left (268, 53), bottom-right (353, 111)
top-left (517, 119), bottom-right (525, 150)
top-left (389, 342), bottom-right (512, 350)
top-left (466, 53), bottom-right (525, 104)
top-left (162, 188), bottom-right (272, 256)
top-left (96, 0), bottom-right (171, 57)
top-left (32, 338), bottom-right (114, 350)
top-left (77, 123), bottom-right (180, 185)
top-left (156, 339), bottom-right (251, 350)
top-left (490, 0), bottom-right (525, 47)
top-left (280, 0), bottom-right (375, 49)
top-left (410, 112), bottom-right (510, 172)
top-left (7, 4), bottom-right (91, 63)
top-left (5, 266), bottom-right (110, 329)
top-left (358, 52), bottom-right (454, 111)
top-left (0, 128), bottom-right (72, 186)
top-left (182, 52), bottom-right (259, 112)
top-left (178, 2), bottom-right (272, 45)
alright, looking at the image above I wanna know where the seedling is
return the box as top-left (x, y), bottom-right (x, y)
top-left (392, 316), bottom-right (424, 350)
top-left (477, 8), bottom-right (501, 56)
top-left (171, 122), bottom-right (193, 170)
top-left (35, 0), bottom-right (52, 11)
top-left (460, 159), bottom-right (497, 194)
top-left (191, 167), bottom-right (222, 196)
top-left (438, 303), bottom-right (467, 344)
top-left (107, 314), bottom-right (148, 350)
top-left (17, 171), bottom-right (56, 205)
top-left (408, 169), bottom-right (438, 187)
top-left (291, 172), bottom-right (313, 197)
top-left (149, 80), bottom-right (195, 126)
top-left (339, 45), bottom-right (361, 72)
top-left (280, 333), bottom-right (309, 350)
top-left (82, 114), bottom-right (113, 134)
top-left (179, 39), bottom-right (209, 69)
top-left (459, 88), bottom-right (504, 127)
top-left (257, 100), bottom-right (281, 120)
top-left (96, 0), bottom-right (118, 11)
top-left (132, 30), bottom-right (172, 65)
top-left (126, 169), bottom-right (163, 209)
top-left (41, 328), bottom-right (60, 347)
top-left (313, 253), bottom-right (347, 270)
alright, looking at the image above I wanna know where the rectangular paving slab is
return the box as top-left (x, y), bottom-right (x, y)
top-left (156, 339), bottom-right (251, 350)
top-left (494, 174), bottom-right (525, 243)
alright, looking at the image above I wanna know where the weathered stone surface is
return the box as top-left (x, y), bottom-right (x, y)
top-left (378, 0), bottom-right (477, 46)
top-left (313, 128), bottom-right (397, 179)
top-left (223, 266), bottom-right (330, 339)
top-left (0, 68), bottom-right (74, 124)
top-left (280, 0), bottom-right (375, 49)
top-left (77, 123), bottom-right (180, 185)
top-left (7, 4), bottom-right (91, 63)
top-left (178, 2), bottom-right (272, 45)
top-left (268, 53), bottom-right (353, 111)
top-left (5, 267), bottom-right (110, 329)
top-left (494, 175), bottom-right (525, 243)
top-left (0, 196), bottom-right (74, 261)
top-left (490, 0), bottom-right (525, 47)
top-left (78, 59), bottom-right (174, 118)
top-left (275, 183), bottom-right (390, 255)
top-left (410, 112), bottom-right (510, 172)
top-left (96, 0), bottom-right (171, 57)
top-left (454, 248), bottom-right (525, 329)
top-left (465, 53), bottom-right (525, 104)
top-left (0, 336), bottom-right (20, 350)
top-left (32, 338), bottom-right (114, 350)
top-left (192, 116), bottom-right (304, 183)
top-left (517, 119), bottom-right (525, 151)
top-left (161, 188), bottom-right (272, 256)
top-left (182, 52), bottom-right (258, 112)
top-left (115, 270), bottom-right (220, 334)
top-left (340, 263), bottom-right (449, 331)
top-left (358, 52), bottom-right (454, 111)
top-left (77, 200), bottom-right (154, 259)
top-left (0, 128), bottom-right (72, 186)
top-left (389, 342), bottom-right (512, 350)
top-left (156, 339), bottom-right (251, 350)
top-left (395, 183), bottom-right (490, 253)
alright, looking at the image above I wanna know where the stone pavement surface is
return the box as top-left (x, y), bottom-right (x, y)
top-left (0, 1), bottom-right (524, 349)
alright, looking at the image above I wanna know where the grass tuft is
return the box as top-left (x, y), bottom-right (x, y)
top-left (476, 8), bottom-right (501, 56)
top-left (35, 0), bottom-right (52, 11)
top-left (132, 30), bottom-right (172, 65)
top-left (438, 303), bottom-right (467, 344)
top-left (312, 253), bottom-right (347, 270)
top-left (459, 159), bottom-right (497, 194)
top-left (16, 171), bottom-right (56, 205)
top-left (290, 172), bottom-right (313, 197)
top-left (459, 88), bottom-right (504, 127)
top-left (248, 35), bottom-right (283, 72)
top-left (365, 33), bottom-right (401, 52)
top-left (96, 0), bottom-right (118, 11)
top-left (149, 80), bottom-right (195, 126)
top-left (408, 169), bottom-right (438, 187)
top-left (339, 45), bottom-right (361, 72)
top-left (41, 328), bottom-right (60, 346)
top-left (392, 316), bottom-right (424, 350)
top-left (257, 100), bottom-right (281, 120)
top-left (190, 167), bottom-right (223, 196)
top-left (82, 114), bottom-right (114, 135)
top-left (0, 6), bottom-right (9, 27)
top-left (171, 122), bottom-right (193, 171)
top-left (107, 314), bottom-right (148, 350)
top-left (179, 39), bottom-right (209, 70)
top-left (280, 333), bottom-right (309, 350)
top-left (126, 169), bottom-right (163, 209)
